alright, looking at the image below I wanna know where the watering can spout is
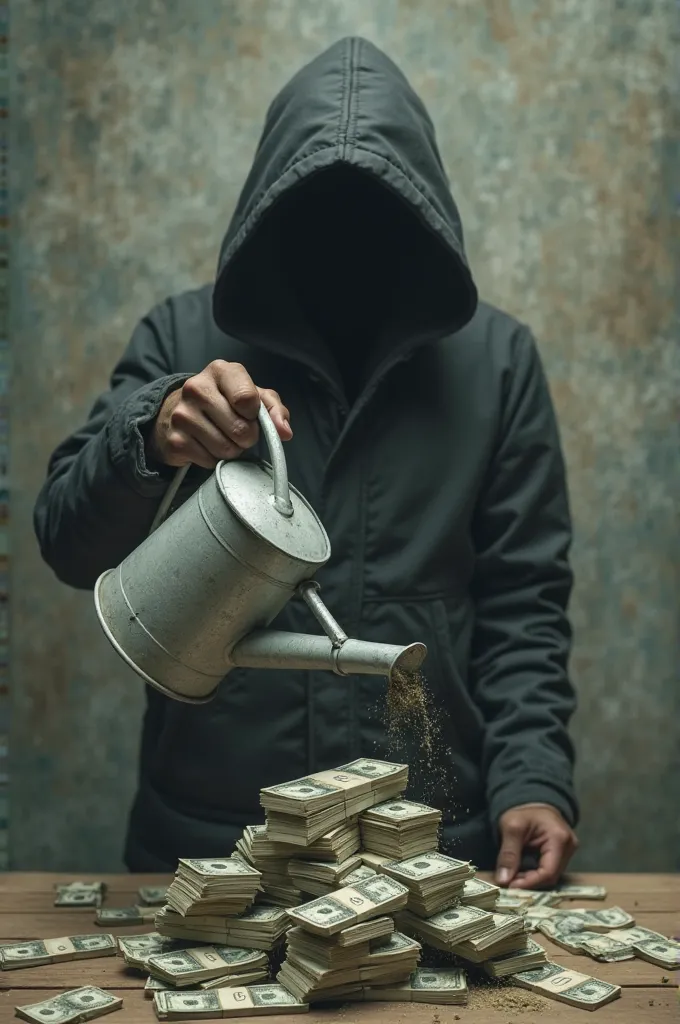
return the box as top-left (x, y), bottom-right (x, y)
top-left (229, 630), bottom-right (427, 683)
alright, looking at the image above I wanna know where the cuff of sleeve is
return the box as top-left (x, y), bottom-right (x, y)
top-left (489, 782), bottom-right (579, 844)
top-left (106, 373), bottom-right (192, 496)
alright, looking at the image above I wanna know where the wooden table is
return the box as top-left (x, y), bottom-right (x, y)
top-left (0, 873), bottom-right (677, 1023)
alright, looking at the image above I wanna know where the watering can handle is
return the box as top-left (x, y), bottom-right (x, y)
top-left (148, 402), bottom-right (293, 535)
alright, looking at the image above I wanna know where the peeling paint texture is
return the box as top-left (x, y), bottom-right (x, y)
top-left (11, 1), bottom-right (680, 870)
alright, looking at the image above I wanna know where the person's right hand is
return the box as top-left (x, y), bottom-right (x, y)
top-left (148, 360), bottom-right (292, 470)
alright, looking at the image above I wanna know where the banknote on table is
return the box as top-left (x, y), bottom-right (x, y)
top-left (148, 946), bottom-right (268, 987)
top-left (608, 925), bottom-right (666, 944)
top-left (96, 906), bottom-right (156, 926)
top-left (482, 936), bottom-right (547, 977)
top-left (117, 932), bottom-right (189, 969)
top-left (381, 851), bottom-right (473, 916)
top-left (139, 887), bottom-right (168, 906)
top-left (449, 912), bottom-right (528, 962)
top-left (629, 937), bottom-right (680, 970)
top-left (556, 884), bottom-right (607, 900)
top-left (359, 799), bottom-right (441, 860)
top-left (287, 875), bottom-right (408, 937)
top-left (495, 892), bottom-right (529, 913)
top-left (156, 905), bottom-right (290, 951)
top-left (361, 967), bottom-right (468, 1005)
top-left (578, 933), bottom-right (635, 962)
top-left (524, 906), bottom-right (561, 932)
top-left (167, 857), bottom-right (262, 916)
top-left (16, 987), bottom-right (122, 1024)
top-left (511, 961), bottom-right (621, 1010)
top-left (154, 983), bottom-right (308, 1019)
top-left (0, 934), bottom-right (116, 969)
top-left (397, 904), bottom-right (494, 948)
top-left (460, 877), bottom-right (500, 911)
top-left (144, 972), bottom-right (267, 996)
top-left (54, 882), bottom-right (107, 908)
top-left (563, 906), bottom-right (635, 932)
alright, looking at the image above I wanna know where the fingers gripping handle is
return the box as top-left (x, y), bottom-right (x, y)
top-left (148, 401), bottom-right (293, 535)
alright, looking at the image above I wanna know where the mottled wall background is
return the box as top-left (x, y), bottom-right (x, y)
top-left (11, 0), bottom-right (679, 870)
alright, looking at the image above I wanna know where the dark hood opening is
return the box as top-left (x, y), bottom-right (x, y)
top-left (213, 37), bottom-right (478, 393)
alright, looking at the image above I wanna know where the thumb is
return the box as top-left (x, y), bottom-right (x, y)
top-left (495, 815), bottom-right (526, 886)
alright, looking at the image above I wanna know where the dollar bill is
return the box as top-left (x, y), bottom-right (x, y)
top-left (460, 877), bottom-right (500, 910)
top-left (631, 937), bottom-right (680, 970)
top-left (139, 887), bottom-right (168, 906)
top-left (16, 986), bottom-right (122, 1024)
top-left (608, 926), bottom-right (666, 944)
top-left (96, 906), bottom-right (156, 926)
top-left (398, 904), bottom-right (494, 947)
top-left (0, 934), bottom-right (117, 969)
top-left (288, 875), bottom-right (408, 937)
top-left (483, 937), bottom-right (547, 977)
top-left (512, 962), bottom-right (621, 1009)
top-left (154, 983), bottom-right (307, 1019)
top-left (556, 884), bottom-right (607, 900)
top-left (148, 946), bottom-right (267, 987)
top-left (362, 967), bottom-right (468, 1005)
top-left (578, 933), bottom-right (634, 962)
top-left (54, 882), bottom-right (106, 908)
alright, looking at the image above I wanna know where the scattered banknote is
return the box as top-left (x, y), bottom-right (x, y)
top-left (397, 904), bottom-right (494, 948)
top-left (287, 875), bottom-right (408, 937)
top-left (359, 799), bottom-right (441, 860)
top-left (609, 926), bottom-right (666, 944)
top-left (139, 887), bottom-right (168, 906)
top-left (96, 906), bottom-right (156, 926)
top-left (460, 877), bottom-right (500, 911)
top-left (0, 933), bottom-right (116, 969)
top-left (262, 760), bottom-right (408, 845)
top-left (578, 933), bottom-right (634, 962)
top-left (512, 961), bottom-right (621, 1009)
top-left (556, 884), bottom-right (607, 900)
top-left (167, 858), bottom-right (261, 917)
top-left (483, 937), bottom-right (548, 977)
top-left (524, 906), bottom-right (561, 931)
top-left (145, 976), bottom-right (170, 996)
top-left (154, 983), bottom-right (308, 1019)
top-left (361, 967), bottom-right (468, 1005)
top-left (16, 986), bottom-right (122, 1024)
top-left (147, 946), bottom-right (268, 987)
top-left (382, 852), bottom-right (473, 916)
top-left (155, 904), bottom-right (290, 951)
top-left (631, 937), bottom-right (680, 970)
top-left (572, 906), bottom-right (635, 931)
top-left (494, 892), bottom-right (528, 913)
top-left (117, 932), bottom-right (188, 969)
top-left (54, 882), bottom-right (106, 908)
top-left (144, 973), bottom-right (266, 996)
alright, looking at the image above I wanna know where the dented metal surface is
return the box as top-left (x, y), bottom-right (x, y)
top-left (10, 1), bottom-right (680, 869)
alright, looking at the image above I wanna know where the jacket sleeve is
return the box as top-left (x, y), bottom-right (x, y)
top-left (34, 300), bottom-right (193, 589)
top-left (469, 327), bottom-right (578, 831)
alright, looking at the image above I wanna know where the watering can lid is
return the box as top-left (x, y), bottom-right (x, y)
top-left (217, 459), bottom-right (331, 565)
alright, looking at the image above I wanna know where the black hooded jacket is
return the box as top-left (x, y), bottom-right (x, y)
top-left (34, 38), bottom-right (577, 870)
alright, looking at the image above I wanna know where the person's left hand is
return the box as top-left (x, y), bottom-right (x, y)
top-left (495, 803), bottom-right (578, 889)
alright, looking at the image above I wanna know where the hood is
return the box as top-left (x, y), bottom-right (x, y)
top-left (212, 37), bottom-right (478, 383)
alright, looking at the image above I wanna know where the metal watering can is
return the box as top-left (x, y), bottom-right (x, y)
top-left (94, 405), bottom-right (427, 703)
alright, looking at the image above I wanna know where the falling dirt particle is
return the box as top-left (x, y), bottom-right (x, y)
top-left (662, 976), bottom-right (669, 983)
top-left (387, 669), bottom-right (434, 755)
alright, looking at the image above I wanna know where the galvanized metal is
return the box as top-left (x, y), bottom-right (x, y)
top-left (94, 403), bottom-right (427, 701)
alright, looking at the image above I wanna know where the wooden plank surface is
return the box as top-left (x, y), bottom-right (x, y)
top-left (0, 874), bottom-right (677, 1023)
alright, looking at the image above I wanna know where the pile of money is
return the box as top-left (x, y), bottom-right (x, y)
top-left (286, 854), bottom-right (363, 897)
top-left (155, 904), bottom-right (291, 951)
top-left (398, 904), bottom-right (495, 949)
top-left (96, 906), bottom-right (156, 926)
top-left (166, 858), bottom-right (261, 917)
top-left (512, 962), bottom-right (621, 1010)
top-left (359, 799), bottom-right (441, 859)
top-left (483, 937), bottom-right (548, 977)
top-left (333, 967), bottom-right (469, 1005)
top-left (16, 987), bottom-right (122, 1024)
top-left (278, 930), bottom-right (421, 1002)
top-left (287, 874), bottom-right (409, 937)
top-left (154, 983), bottom-right (308, 1020)
top-left (0, 934), bottom-right (117, 969)
top-left (449, 912), bottom-right (528, 962)
top-left (147, 946), bottom-right (268, 988)
top-left (381, 852), bottom-right (474, 916)
top-left (54, 881), bottom-right (106, 908)
top-left (261, 759), bottom-right (408, 845)
top-left (139, 887), bottom-right (168, 906)
top-left (460, 877), bottom-right (500, 911)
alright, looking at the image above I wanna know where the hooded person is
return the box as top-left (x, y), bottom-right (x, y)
top-left (34, 38), bottom-right (579, 887)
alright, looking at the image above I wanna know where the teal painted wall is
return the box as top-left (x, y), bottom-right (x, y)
top-left (10, 1), bottom-right (680, 870)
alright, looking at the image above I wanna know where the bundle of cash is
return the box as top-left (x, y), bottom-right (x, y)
top-left (382, 852), bottom-right (473, 916)
top-left (154, 984), bottom-right (308, 1019)
top-left (155, 905), bottom-right (290, 951)
top-left (338, 968), bottom-right (469, 1005)
top-left (286, 854), bottom-right (363, 896)
top-left (450, 912), bottom-right (528, 962)
top-left (361, 852), bottom-right (389, 870)
top-left (147, 946), bottom-right (268, 988)
top-left (54, 881), bottom-right (106, 908)
top-left (118, 933), bottom-right (190, 970)
top-left (287, 875), bottom-right (408, 937)
top-left (397, 904), bottom-right (494, 948)
top-left (139, 887), bottom-right (168, 906)
top-left (334, 916), bottom-right (394, 947)
top-left (277, 930), bottom-right (421, 1002)
top-left (166, 858), bottom-right (261, 917)
top-left (96, 906), bottom-right (156, 926)
top-left (460, 877), bottom-right (500, 911)
top-left (523, 906), bottom-right (561, 931)
top-left (238, 822), bottom-right (361, 867)
top-left (624, 935), bottom-right (680, 969)
top-left (16, 987), bottom-right (122, 1024)
top-left (145, 972), bottom-right (266, 994)
top-left (261, 760), bottom-right (407, 845)
top-left (512, 962), bottom-right (621, 1009)
top-left (0, 934), bottom-right (117, 970)
top-left (494, 892), bottom-right (528, 913)
top-left (234, 831), bottom-right (300, 907)
top-left (482, 937), bottom-right (548, 977)
top-left (359, 799), bottom-right (441, 859)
